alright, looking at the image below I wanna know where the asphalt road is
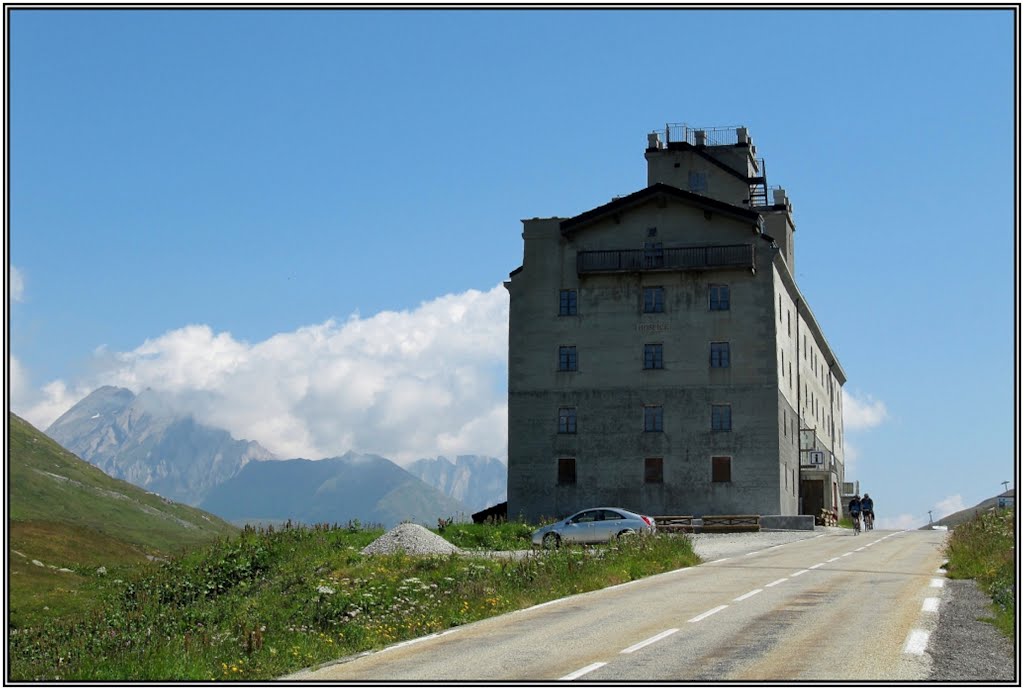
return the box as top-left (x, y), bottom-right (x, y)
top-left (287, 529), bottom-right (948, 682)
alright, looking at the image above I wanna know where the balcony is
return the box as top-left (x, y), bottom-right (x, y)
top-left (577, 244), bottom-right (755, 275)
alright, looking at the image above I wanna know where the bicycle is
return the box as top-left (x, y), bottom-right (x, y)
top-left (863, 512), bottom-right (874, 531)
top-left (852, 513), bottom-right (861, 535)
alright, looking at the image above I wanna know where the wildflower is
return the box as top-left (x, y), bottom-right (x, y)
top-left (317, 585), bottom-right (335, 595)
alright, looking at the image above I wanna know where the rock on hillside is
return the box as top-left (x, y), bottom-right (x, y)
top-left (406, 455), bottom-right (507, 511)
top-left (46, 386), bottom-right (275, 506)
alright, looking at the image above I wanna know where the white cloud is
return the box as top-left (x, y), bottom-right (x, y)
top-left (10, 266), bottom-right (25, 302)
top-left (934, 494), bottom-right (966, 520)
top-left (15, 284), bottom-right (511, 465)
top-left (876, 513), bottom-right (919, 531)
top-left (10, 356), bottom-right (93, 431)
top-left (842, 390), bottom-right (888, 431)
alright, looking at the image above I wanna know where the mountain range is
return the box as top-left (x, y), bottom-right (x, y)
top-left (42, 387), bottom-right (507, 528)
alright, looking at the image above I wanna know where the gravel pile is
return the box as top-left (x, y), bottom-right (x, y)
top-left (361, 523), bottom-right (464, 556)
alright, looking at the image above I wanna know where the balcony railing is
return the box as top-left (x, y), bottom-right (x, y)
top-left (577, 244), bottom-right (754, 275)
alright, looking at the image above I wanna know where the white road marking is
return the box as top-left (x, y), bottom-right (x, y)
top-left (826, 557), bottom-right (841, 563)
top-left (620, 628), bottom-right (679, 654)
top-left (922, 597), bottom-right (940, 613)
top-left (746, 551), bottom-right (762, 556)
top-left (808, 563), bottom-right (824, 569)
top-left (709, 558), bottom-right (730, 564)
top-left (560, 662), bottom-right (607, 680)
top-left (734, 589), bottom-right (763, 602)
top-left (930, 578), bottom-right (945, 589)
top-left (903, 629), bottom-right (930, 655)
top-left (790, 569), bottom-right (809, 577)
top-left (765, 578), bottom-right (788, 588)
top-left (688, 605), bottom-right (729, 623)
top-left (841, 552), bottom-right (853, 557)
top-left (855, 547), bottom-right (866, 551)
top-left (936, 567), bottom-right (947, 575)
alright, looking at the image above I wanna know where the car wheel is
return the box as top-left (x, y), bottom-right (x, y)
top-left (542, 532), bottom-right (561, 549)
top-left (616, 529), bottom-right (637, 540)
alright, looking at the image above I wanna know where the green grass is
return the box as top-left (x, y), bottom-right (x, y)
top-left (8, 412), bottom-right (239, 628)
top-left (944, 507), bottom-right (1014, 639)
top-left (8, 521), bottom-right (699, 681)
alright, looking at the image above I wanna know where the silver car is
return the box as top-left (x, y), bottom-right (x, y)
top-left (531, 507), bottom-right (656, 548)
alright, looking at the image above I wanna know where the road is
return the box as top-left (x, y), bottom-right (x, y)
top-left (287, 529), bottom-right (948, 681)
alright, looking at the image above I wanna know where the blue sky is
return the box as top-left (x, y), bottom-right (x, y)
top-left (7, 8), bottom-right (1017, 529)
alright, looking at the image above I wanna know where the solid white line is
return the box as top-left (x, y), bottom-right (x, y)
top-left (765, 578), bottom-right (788, 588)
top-left (620, 628), bottom-right (679, 654)
top-left (734, 588), bottom-right (763, 602)
top-left (688, 605), bottom-right (729, 623)
top-left (746, 550), bottom-right (762, 556)
top-left (922, 597), bottom-right (940, 613)
top-left (709, 558), bottom-right (731, 564)
top-left (560, 662), bottom-right (607, 680)
top-left (790, 569), bottom-right (809, 577)
top-left (841, 552), bottom-right (853, 557)
top-left (826, 557), bottom-right (841, 563)
top-left (855, 547), bottom-right (866, 552)
top-left (808, 563), bottom-right (824, 569)
top-left (930, 578), bottom-right (945, 588)
top-left (903, 629), bottom-right (930, 655)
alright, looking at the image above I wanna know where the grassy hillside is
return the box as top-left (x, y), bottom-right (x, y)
top-left (944, 507), bottom-right (1015, 638)
top-left (8, 413), bottom-right (239, 626)
top-left (8, 523), bottom-right (698, 680)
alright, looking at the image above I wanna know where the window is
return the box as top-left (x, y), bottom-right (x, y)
top-left (557, 458), bottom-right (576, 485)
top-left (711, 404), bottom-right (732, 431)
top-left (778, 296), bottom-right (782, 322)
top-left (643, 242), bottom-right (664, 268)
top-left (688, 170), bottom-right (708, 193)
top-left (645, 458), bottom-right (664, 484)
top-left (709, 284), bottom-right (730, 311)
top-left (787, 310), bottom-right (791, 336)
top-left (643, 343), bottom-right (664, 370)
top-left (710, 342), bottom-right (731, 368)
top-left (558, 407), bottom-right (577, 434)
top-left (559, 289), bottom-right (577, 316)
top-left (712, 456), bottom-right (731, 483)
top-left (643, 286), bottom-right (665, 313)
top-left (647, 227), bottom-right (658, 238)
top-left (644, 405), bottom-right (663, 432)
top-left (558, 346), bottom-right (577, 371)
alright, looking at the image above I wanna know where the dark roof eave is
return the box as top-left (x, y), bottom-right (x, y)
top-left (560, 183), bottom-right (760, 235)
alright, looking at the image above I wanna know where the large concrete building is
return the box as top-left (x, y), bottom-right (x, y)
top-left (505, 124), bottom-right (847, 523)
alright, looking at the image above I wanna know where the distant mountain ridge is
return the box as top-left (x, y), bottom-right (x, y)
top-left (406, 455), bottom-right (506, 512)
top-left (46, 386), bottom-right (276, 506)
top-left (200, 452), bottom-right (471, 528)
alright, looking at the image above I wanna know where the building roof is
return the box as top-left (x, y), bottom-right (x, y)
top-left (559, 183), bottom-right (761, 235)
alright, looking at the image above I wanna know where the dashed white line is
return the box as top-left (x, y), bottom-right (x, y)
top-left (841, 552), bottom-right (853, 557)
top-left (855, 547), bottom-right (866, 552)
top-left (826, 557), bottom-right (841, 563)
top-left (734, 588), bottom-right (763, 602)
top-left (688, 605), bottom-right (729, 623)
top-left (808, 563), bottom-right (824, 570)
top-left (930, 578), bottom-right (945, 589)
top-left (746, 551), bottom-right (762, 556)
top-left (765, 578), bottom-right (788, 588)
top-left (709, 558), bottom-right (731, 564)
top-left (922, 597), bottom-right (940, 613)
top-left (790, 569), bottom-right (809, 577)
top-left (560, 662), bottom-right (607, 680)
top-left (903, 629), bottom-right (930, 655)
top-left (620, 628), bottom-right (679, 654)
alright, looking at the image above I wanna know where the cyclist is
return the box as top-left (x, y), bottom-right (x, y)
top-left (848, 494), bottom-right (862, 534)
top-left (861, 493), bottom-right (875, 530)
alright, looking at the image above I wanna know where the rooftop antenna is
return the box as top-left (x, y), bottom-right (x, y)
top-left (928, 510), bottom-right (934, 525)
top-left (1001, 480), bottom-right (1010, 493)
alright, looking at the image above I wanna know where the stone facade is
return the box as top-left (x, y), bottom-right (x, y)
top-left (506, 125), bottom-right (847, 523)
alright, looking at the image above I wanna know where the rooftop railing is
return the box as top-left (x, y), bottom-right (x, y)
top-left (656, 123), bottom-right (746, 147)
top-left (577, 244), bottom-right (754, 275)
